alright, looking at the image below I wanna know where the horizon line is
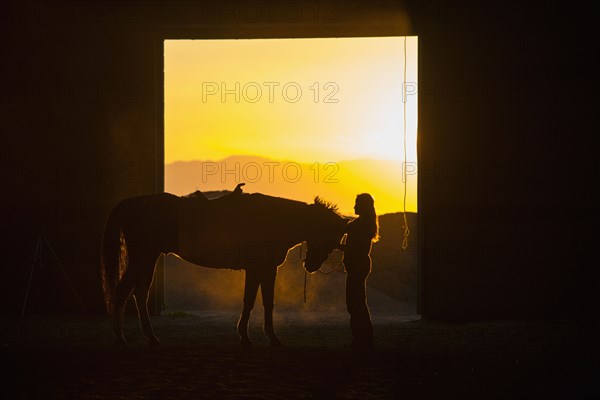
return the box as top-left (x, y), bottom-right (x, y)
top-left (165, 154), bottom-right (406, 165)
top-left (178, 189), bottom-right (417, 216)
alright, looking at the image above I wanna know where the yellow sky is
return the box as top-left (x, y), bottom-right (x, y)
top-left (165, 37), bottom-right (418, 214)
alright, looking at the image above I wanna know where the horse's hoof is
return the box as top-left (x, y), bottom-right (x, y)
top-left (240, 337), bottom-right (252, 347)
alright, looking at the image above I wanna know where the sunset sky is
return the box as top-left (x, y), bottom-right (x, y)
top-left (165, 37), bottom-right (418, 214)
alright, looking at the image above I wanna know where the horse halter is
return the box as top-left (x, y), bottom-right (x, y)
top-left (299, 241), bottom-right (307, 264)
top-left (301, 234), bottom-right (347, 303)
top-left (300, 233), bottom-right (346, 266)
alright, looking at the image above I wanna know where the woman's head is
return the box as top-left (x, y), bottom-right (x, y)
top-left (354, 193), bottom-right (375, 216)
top-left (354, 193), bottom-right (379, 242)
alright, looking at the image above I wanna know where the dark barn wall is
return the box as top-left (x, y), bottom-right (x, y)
top-left (417, 1), bottom-right (597, 319)
top-left (2, 2), bottom-right (161, 315)
top-left (1, 1), bottom-right (595, 319)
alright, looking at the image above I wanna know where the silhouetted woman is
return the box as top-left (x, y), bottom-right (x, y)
top-left (341, 193), bottom-right (379, 348)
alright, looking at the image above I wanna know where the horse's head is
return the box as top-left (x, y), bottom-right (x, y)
top-left (303, 197), bottom-right (348, 273)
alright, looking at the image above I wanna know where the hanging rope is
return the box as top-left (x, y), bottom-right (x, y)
top-left (402, 35), bottom-right (411, 250)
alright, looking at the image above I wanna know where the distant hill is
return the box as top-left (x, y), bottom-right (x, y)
top-left (165, 155), bottom-right (411, 216)
top-left (369, 212), bottom-right (419, 304)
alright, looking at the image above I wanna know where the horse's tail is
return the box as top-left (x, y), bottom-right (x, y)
top-left (100, 202), bottom-right (127, 315)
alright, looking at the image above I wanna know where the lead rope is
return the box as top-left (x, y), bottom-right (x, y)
top-left (304, 269), bottom-right (307, 303)
top-left (300, 241), bottom-right (308, 303)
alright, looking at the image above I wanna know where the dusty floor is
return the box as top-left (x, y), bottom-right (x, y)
top-left (1, 311), bottom-right (597, 399)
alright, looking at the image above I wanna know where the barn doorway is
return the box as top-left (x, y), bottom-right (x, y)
top-left (162, 37), bottom-right (419, 320)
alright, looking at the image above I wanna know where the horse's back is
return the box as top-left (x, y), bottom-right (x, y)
top-left (117, 192), bottom-right (179, 210)
top-left (179, 192), bottom-right (308, 270)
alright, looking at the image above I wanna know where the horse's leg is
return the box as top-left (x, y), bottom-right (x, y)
top-left (132, 262), bottom-right (160, 346)
top-left (237, 269), bottom-right (260, 347)
top-left (260, 266), bottom-right (282, 346)
top-left (113, 268), bottom-right (136, 345)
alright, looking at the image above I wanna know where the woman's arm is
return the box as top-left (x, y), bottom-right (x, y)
top-left (337, 232), bottom-right (349, 250)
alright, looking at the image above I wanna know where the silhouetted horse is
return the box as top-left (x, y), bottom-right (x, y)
top-left (101, 185), bottom-right (346, 346)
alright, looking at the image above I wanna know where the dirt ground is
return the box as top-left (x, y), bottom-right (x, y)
top-left (1, 309), bottom-right (597, 400)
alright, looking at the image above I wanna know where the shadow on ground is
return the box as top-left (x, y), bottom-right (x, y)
top-left (2, 312), bottom-right (597, 399)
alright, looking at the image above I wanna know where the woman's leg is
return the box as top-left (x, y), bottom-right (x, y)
top-left (346, 263), bottom-right (374, 346)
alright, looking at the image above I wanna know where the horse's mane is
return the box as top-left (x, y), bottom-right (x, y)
top-left (313, 196), bottom-right (342, 217)
top-left (243, 192), bottom-right (305, 208)
top-left (180, 189), bottom-right (342, 220)
top-left (221, 192), bottom-right (343, 222)
top-left (245, 193), bottom-right (341, 215)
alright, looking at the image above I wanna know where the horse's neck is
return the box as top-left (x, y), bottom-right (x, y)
top-left (260, 202), bottom-right (311, 246)
top-left (288, 206), bottom-right (314, 244)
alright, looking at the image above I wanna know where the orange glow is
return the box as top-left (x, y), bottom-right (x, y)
top-left (165, 37), bottom-right (418, 215)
